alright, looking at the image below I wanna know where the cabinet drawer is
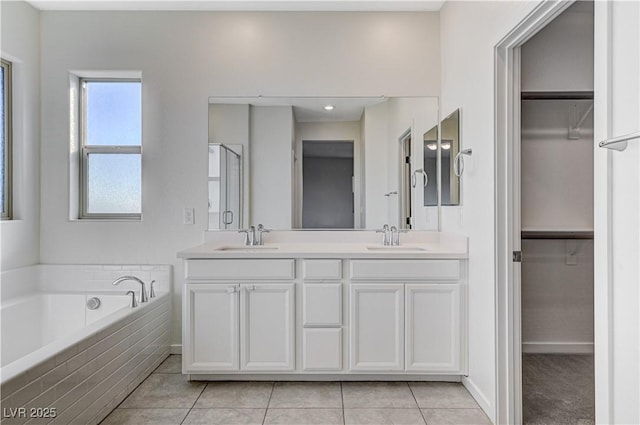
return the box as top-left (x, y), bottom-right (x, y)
top-left (350, 260), bottom-right (460, 281)
top-left (303, 284), bottom-right (342, 327)
top-left (303, 328), bottom-right (342, 371)
top-left (303, 260), bottom-right (342, 280)
top-left (186, 259), bottom-right (295, 280)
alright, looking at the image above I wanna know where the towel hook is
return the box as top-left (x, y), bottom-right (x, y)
top-left (454, 148), bottom-right (473, 177)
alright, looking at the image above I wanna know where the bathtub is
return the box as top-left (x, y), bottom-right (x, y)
top-left (0, 264), bottom-right (172, 425)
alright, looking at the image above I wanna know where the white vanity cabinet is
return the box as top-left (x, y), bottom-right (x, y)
top-left (348, 260), bottom-right (464, 374)
top-left (183, 259), bottom-right (295, 373)
top-left (181, 253), bottom-right (467, 378)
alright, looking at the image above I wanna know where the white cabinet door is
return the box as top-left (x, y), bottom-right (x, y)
top-left (240, 283), bottom-right (295, 371)
top-left (303, 328), bottom-right (342, 371)
top-left (184, 283), bottom-right (239, 372)
top-left (405, 284), bottom-right (461, 372)
top-left (349, 284), bottom-right (404, 371)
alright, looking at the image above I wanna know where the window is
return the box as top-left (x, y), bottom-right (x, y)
top-left (1, 59), bottom-right (12, 220)
top-left (80, 79), bottom-right (141, 219)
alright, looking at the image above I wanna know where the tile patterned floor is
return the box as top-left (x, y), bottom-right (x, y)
top-left (101, 355), bottom-right (491, 425)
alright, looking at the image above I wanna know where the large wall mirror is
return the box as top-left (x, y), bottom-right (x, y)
top-left (208, 96), bottom-right (443, 231)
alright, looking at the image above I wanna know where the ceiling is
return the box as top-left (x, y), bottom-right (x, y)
top-left (27, 0), bottom-right (446, 11)
top-left (209, 96), bottom-right (389, 123)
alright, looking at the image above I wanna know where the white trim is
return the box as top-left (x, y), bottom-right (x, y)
top-left (494, 2), bottom-right (575, 424)
top-left (189, 373), bottom-right (462, 381)
top-left (462, 376), bottom-right (493, 422)
top-left (170, 344), bottom-right (183, 355)
top-left (593, 1), bottom-right (614, 423)
top-left (522, 342), bottom-right (594, 354)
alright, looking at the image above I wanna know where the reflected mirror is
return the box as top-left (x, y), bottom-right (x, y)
top-left (441, 109), bottom-right (460, 206)
top-left (208, 96), bottom-right (440, 230)
top-left (423, 125), bottom-right (438, 207)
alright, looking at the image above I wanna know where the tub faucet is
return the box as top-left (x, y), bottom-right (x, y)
top-left (112, 276), bottom-right (148, 303)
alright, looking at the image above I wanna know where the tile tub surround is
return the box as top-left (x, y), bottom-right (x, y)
top-left (101, 355), bottom-right (492, 425)
top-left (0, 264), bottom-right (172, 425)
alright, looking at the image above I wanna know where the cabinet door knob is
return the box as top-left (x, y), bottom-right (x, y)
top-left (226, 286), bottom-right (237, 293)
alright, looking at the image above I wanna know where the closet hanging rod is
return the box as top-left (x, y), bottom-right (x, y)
top-left (521, 230), bottom-right (594, 240)
top-left (599, 131), bottom-right (640, 152)
top-left (521, 91), bottom-right (594, 100)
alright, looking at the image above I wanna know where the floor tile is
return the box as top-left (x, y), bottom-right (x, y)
top-left (264, 408), bottom-right (343, 425)
top-left (154, 355), bottom-right (182, 374)
top-left (344, 408), bottom-right (426, 425)
top-left (195, 382), bottom-right (273, 408)
top-left (119, 374), bottom-right (205, 408)
top-left (409, 382), bottom-right (478, 409)
top-left (99, 408), bottom-right (189, 425)
top-left (421, 408), bottom-right (492, 425)
top-left (182, 408), bottom-right (266, 425)
top-left (268, 382), bottom-right (342, 408)
top-left (342, 382), bottom-right (418, 408)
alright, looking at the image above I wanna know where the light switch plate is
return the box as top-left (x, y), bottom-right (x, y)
top-left (183, 207), bottom-right (195, 225)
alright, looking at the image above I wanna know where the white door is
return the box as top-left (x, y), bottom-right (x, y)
top-left (240, 283), bottom-right (295, 371)
top-left (405, 284), bottom-right (461, 372)
top-left (349, 284), bottom-right (404, 371)
top-left (594, 2), bottom-right (640, 423)
top-left (184, 283), bottom-right (239, 372)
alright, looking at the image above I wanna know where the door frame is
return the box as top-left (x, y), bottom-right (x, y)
top-left (297, 139), bottom-right (358, 228)
top-left (493, 1), bottom-right (588, 424)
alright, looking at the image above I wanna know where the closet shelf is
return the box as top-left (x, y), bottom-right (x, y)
top-left (521, 91), bottom-right (594, 100)
top-left (521, 230), bottom-right (594, 240)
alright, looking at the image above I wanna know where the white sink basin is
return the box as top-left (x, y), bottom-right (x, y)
top-left (366, 246), bottom-right (427, 251)
top-left (216, 245), bottom-right (279, 251)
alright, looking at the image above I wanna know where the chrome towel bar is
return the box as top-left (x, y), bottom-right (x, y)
top-left (599, 131), bottom-right (640, 151)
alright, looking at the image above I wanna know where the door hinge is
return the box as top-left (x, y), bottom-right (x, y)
top-left (513, 251), bottom-right (522, 263)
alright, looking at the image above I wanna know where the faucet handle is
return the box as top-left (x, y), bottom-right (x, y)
top-left (149, 280), bottom-right (156, 298)
top-left (126, 290), bottom-right (138, 308)
top-left (257, 224), bottom-right (271, 233)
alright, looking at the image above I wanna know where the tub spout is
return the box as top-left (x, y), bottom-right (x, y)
top-left (112, 276), bottom-right (148, 303)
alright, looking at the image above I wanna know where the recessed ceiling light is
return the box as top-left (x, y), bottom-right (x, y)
top-left (324, 105), bottom-right (335, 111)
top-left (427, 143), bottom-right (437, 151)
top-left (442, 143), bottom-right (451, 150)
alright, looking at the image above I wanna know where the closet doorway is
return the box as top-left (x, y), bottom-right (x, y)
top-left (519, 2), bottom-right (595, 424)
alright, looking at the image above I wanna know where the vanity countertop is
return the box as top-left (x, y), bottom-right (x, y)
top-left (177, 241), bottom-right (467, 260)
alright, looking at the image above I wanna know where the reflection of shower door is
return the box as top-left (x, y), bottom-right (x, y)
top-left (208, 144), bottom-right (242, 230)
top-left (400, 132), bottom-right (412, 229)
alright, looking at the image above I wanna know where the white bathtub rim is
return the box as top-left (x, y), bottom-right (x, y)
top-left (0, 291), bottom-right (169, 385)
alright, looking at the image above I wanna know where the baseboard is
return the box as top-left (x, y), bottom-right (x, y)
top-left (522, 342), bottom-right (594, 354)
top-left (170, 344), bottom-right (183, 355)
top-left (462, 376), bottom-right (494, 424)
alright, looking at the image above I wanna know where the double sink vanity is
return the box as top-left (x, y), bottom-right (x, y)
top-left (178, 230), bottom-right (468, 381)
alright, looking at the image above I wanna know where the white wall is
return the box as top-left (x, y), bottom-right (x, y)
top-left (37, 11), bottom-right (440, 347)
top-left (250, 105), bottom-right (294, 228)
top-left (0, 1), bottom-right (41, 270)
top-left (521, 1), bottom-right (594, 92)
top-left (439, 1), bottom-right (543, 421)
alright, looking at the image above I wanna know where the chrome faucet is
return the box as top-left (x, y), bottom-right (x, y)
top-left (376, 224), bottom-right (391, 246)
top-left (149, 280), bottom-right (156, 298)
top-left (239, 226), bottom-right (256, 246)
top-left (126, 290), bottom-right (138, 308)
top-left (256, 224), bottom-right (270, 246)
top-left (112, 276), bottom-right (148, 303)
top-left (390, 226), bottom-right (409, 246)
